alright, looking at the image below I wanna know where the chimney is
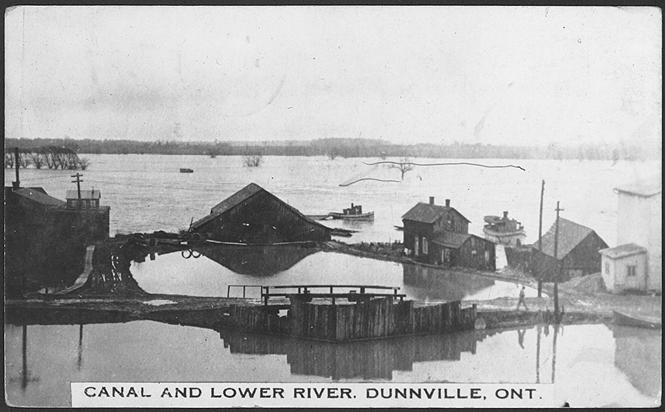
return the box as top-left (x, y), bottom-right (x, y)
top-left (503, 211), bottom-right (509, 219)
top-left (445, 199), bottom-right (450, 207)
top-left (429, 196), bottom-right (435, 205)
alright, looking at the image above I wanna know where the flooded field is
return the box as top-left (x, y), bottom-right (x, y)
top-left (5, 155), bottom-right (659, 246)
top-left (4, 321), bottom-right (660, 407)
top-left (130, 249), bottom-right (541, 302)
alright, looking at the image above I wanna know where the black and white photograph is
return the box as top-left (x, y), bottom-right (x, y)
top-left (3, 5), bottom-right (661, 408)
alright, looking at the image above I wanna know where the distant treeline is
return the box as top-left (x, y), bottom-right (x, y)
top-left (4, 137), bottom-right (659, 160)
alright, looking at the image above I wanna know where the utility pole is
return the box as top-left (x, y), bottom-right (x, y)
top-left (13, 147), bottom-right (21, 189)
top-left (537, 180), bottom-right (545, 297)
top-left (553, 201), bottom-right (564, 320)
top-left (71, 173), bottom-right (83, 207)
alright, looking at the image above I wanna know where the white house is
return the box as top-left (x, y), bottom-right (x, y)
top-left (613, 179), bottom-right (662, 292)
top-left (600, 243), bottom-right (648, 293)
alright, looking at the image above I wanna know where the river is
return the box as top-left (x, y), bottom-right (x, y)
top-left (4, 322), bottom-right (660, 407)
top-left (4, 155), bottom-right (661, 407)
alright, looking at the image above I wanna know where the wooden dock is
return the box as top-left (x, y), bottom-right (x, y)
top-left (220, 284), bottom-right (477, 342)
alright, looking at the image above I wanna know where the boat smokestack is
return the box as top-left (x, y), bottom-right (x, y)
top-left (503, 211), bottom-right (509, 219)
top-left (429, 196), bottom-right (435, 205)
top-left (445, 199), bottom-right (450, 207)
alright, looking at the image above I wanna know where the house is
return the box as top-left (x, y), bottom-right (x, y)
top-left (402, 197), bottom-right (495, 270)
top-left (66, 189), bottom-right (101, 209)
top-left (190, 183), bottom-right (332, 243)
top-left (599, 243), bottom-right (648, 293)
top-left (530, 217), bottom-right (608, 281)
top-left (4, 185), bottom-right (110, 295)
top-left (613, 179), bottom-right (661, 291)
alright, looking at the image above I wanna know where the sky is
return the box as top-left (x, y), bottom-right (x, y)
top-left (4, 6), bottom-right (662, 146)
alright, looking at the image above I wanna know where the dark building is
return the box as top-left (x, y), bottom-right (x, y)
top-left (4, 186), bottom-right (110, 295)
top-left (402, 197), bottom-right (495, 271)
top-left (190, 183), bottom-right (331, 243)
top-left (506, 217), bottom-right (608, 282)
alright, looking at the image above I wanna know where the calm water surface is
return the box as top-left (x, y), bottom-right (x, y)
top-left (5, 155), bottom-right (659, 246)
top-left (4, 322), bottom-right (660, 407)
top-left (131, 250), bottom-right (542, 301)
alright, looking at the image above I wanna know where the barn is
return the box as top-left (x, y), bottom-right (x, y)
top-left (529, 217), bottom-right (608, 281)
top-left (190, 183), bottom-right (332, 243)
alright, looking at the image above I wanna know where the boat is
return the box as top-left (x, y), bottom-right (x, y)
top-left (329, 203), bottom-right (374, 221)
top-left (179, 168), bottom-right (194, 173)
top-left (613, 310), bottom-right (661, 329)
top-left (483, 211), bottom-right (526, 246)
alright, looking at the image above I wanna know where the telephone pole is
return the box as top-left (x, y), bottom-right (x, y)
top-left (71, 173), bottom-right (83, 206)
top-left (537, 180), bottom-right (545, 297)
top-left (553, 201), bottom-right (564, 320)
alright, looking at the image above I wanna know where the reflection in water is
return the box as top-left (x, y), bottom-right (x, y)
top-left (132, 248), bottom-right (548, 301)
top-left (611, 325), bottom-right (662, 398)
top-left (218, 329), bottom-right (484, 381)
top-left (4, 321), bottom-right (659, 407)
top-left (193, 244), bottom-right (318, 276)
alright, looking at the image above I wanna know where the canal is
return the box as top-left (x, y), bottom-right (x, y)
top-left (130, 248), bottom-right (542, 302)
top-left (4, 321), bottom-right (660, 407)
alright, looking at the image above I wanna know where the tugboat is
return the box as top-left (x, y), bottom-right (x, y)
top-left (329, 203), bottom-right (374, 221)
top-left (483, 211), bottom-right (526, 246)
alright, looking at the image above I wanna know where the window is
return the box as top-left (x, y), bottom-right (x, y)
top-left (604, 262), bottom-right (610, 275)
top-left (444, 249), bottom-right (451, 263)
top-left (414, 236), bottom-right (419, 256)
top-left (627, 265), bottom-right (636, 277)
top-left (485, 250), bottom-right (490, 262)
top-left (422, 237), bottom-right (428, 254)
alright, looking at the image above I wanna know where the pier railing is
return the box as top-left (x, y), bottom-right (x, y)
top-left (226, 284), bottom-right (406, 305)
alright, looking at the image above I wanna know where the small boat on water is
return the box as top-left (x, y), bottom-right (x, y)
top-left (483, 211), bottom-right (526, 246)
top-left (179, 168), bottom-right (194, 173)
top-left (613, 310), bottom-right (661, 329)
top-left (329, 203), bottom-right (374, 221)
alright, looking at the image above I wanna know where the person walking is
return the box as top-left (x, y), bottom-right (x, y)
top-left (516, 286), bottom-right (528, 311)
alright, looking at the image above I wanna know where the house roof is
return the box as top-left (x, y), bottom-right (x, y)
top-left (191, 183), bottom-right (331, 232)
top-left (432, 232), bottom-right (472, 249)
top-left (66, 190), bottom-right (101, 200)
top-left (614, 179), bottom-right (662, 198)
top-left (13, 187), bottom-right (66, 208)
top-left (402, 202), bottom-right (471, 224)
top-left (532, 217), bottom-right (600, 259)
top-left (600, 243), bottom-right (647, 259)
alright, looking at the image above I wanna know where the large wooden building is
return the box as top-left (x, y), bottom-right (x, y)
top-left (507, 217), bottom-right (609, 282)
top-left (402, 197), bottom-right (495, 271)
top-left (190, 183), bottom-right (332, 243)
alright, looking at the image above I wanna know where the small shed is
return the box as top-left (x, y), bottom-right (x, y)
top-left (66, 189), bottom-right (102, 209)
top-left (191, 183), bottom-right (332, 243)
top-left (600, 243), bottom-right (649, 293)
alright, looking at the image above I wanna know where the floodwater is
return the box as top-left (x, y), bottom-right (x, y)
top-left (130, 249), bottom-right (542, 301)
top-left (4, 321), bottom-right (660, 407)
top-left (5, 155), bottom-right (660, 246)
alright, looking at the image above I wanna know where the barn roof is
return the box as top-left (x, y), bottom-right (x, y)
top-left (13, 187), bottom-right (66, 208)
top-left (533, 217), bottom-right (601, 259)
top-left (614, 179), bottom-right (662, 198)
top-left (402, 202), bottom-right (470, 224)
top-left (66, 190), bottom-right (101, 200)
top-left (599, 243), bottom-right (647, 259)
top-left (432, 232), bottom-right (472, 249)
top-left (191, 183), bottom-right (331, 232)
